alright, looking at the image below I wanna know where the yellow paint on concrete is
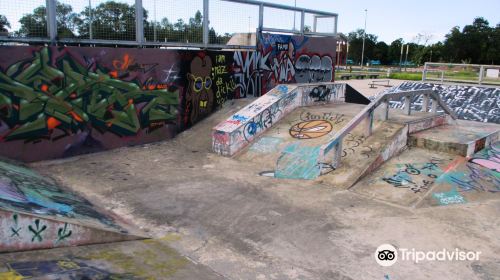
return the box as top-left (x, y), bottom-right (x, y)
top-left (86, 240), bottom-right (188, 279)
top-left (0, 271), bottom-right (24, 280)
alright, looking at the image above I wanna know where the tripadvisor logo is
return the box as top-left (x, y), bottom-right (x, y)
top-left (374, 244), bottom-right (481, 267)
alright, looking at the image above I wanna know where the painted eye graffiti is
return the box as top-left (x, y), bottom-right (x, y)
top-left (193, 76), bottom-right (212, 92)
top-left (204, 77), bottom-right (212, 89)
top-left (194, 77), bottom-right (203, 92)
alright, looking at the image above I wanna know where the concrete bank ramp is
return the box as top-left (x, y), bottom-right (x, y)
top-left (352, 124), bottom-right (499, 208)
top-left (0, 160), bottom-right (145, 253)
top-left (237, 103), bottom-right (404, 188)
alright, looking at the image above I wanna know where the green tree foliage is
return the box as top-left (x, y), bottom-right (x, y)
top-left (17, 2), bottom-right (79, 38)
top-left (15, 1), bottom-right (228, 43)
top-left (347, 29), bottom-right (377, 65)
top-left (0, 15), bottom-right (10, 33)
top-left (439, 17), bottom-right (499, 64)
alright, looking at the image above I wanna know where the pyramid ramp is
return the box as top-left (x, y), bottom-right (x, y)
top-left (0, 160), bottom-right (145, 253)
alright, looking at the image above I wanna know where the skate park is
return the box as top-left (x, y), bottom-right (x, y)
top-left (0, 0), bottom-right (499, 279)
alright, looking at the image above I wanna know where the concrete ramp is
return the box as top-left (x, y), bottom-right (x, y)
top-left (418, 142), bottom-right (499, 207)
top-left (351, 122), bottom-right (499, 208)
top-left (0, 160), bottom-right (145, 253)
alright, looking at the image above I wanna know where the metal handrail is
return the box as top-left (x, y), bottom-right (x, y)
top-left (320, 89), bottom-right (457, 167)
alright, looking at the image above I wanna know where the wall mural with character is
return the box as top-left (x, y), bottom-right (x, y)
top-left (0, 34), bottom-right (336, 161)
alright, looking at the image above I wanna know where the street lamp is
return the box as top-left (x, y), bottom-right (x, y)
top-left (360, 9), bottom-right (367, 69)
top-left (399, 41), bottom-right (404, 71)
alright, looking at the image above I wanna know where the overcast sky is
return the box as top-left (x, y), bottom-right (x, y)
top-left (2, 0), bottom-right (499, 45)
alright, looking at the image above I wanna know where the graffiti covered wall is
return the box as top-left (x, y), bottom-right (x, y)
top-left (0, 46), bottom-right (236, 161)
top-left (232, 33), bottom-right (336, 97)
top-left (0, 34), bottom-right (336, 161)
top-left (376, 81), bottom-right (500, 124)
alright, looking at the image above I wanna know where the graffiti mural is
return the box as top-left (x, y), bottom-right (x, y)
top-left (258, 33), bottom-right (336, 93)
top-left (374, 81), bottom-right (500, 123)
top-left (289, 120), bottom-right (333, 139)
top-left (275, 143), bottom-right (321, 180)
top-left (230, 33), bottom-right (336, 97)
top-left (232, 51), bottom-right (270, 98)
top-left (432, 188), bottom-right (467, 206)
top-left (342, 133), bottom-right (372, 159)
top-left (186, 54), bottom-right (214, 124)
top-left (437, 160), bottom-right (500, 193)
top-left (0, 46), bottom-right (241, 161)
top-left (0, 160), bottom-right (122, 231)
top-left (468, 142), bottom-right (500, 172)
top-left (382, 158), bottom-right (446, 194)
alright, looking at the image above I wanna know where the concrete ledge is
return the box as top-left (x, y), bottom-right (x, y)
top-left (409, 125), bottom-right (499, 157)
top-left (212, 83), bottom-right (346, 156)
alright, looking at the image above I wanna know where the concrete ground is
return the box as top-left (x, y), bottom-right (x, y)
top-left (341, 79), bottom-right (409, 98)
top-left (1, 98), bottom-right (499, 280)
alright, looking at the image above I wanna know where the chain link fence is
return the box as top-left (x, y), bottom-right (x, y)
top-left (0, 0), bottom-right (47, 38)
top-left (0, 0), bottom-right (338, 48)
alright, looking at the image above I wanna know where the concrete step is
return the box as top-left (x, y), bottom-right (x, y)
top-left (409, 121), bottom-right (499, 157)
top-left (0, 160), bottom-right (146, 253)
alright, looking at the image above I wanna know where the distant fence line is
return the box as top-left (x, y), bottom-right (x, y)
top-left (0, 0), bottom-right (338, 49)
top-left (423, 62), bottom-right (500, 86)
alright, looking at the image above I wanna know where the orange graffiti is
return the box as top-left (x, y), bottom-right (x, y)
top-left (41, 84), bottom-right (49, 92)
top-left (46, 117), bottom-right (61, 130)
top-left (112, 54), bottom-right (134, 71)
top-left (109, 71), bottom-right (118, 78)
top-left (68, 111), bottom-right (83, 122)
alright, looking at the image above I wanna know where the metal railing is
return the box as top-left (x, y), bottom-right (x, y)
top-left (0, 0), bottom-right (338, 49)
top-left (320, 89), bottom-right (457, 168)
top-left (422, 62), bottom-right (500, 86)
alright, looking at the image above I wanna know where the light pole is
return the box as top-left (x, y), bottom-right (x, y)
top-left (360, 9), bottom-right (367, 69)
top-left (399, 42), bottom-right (404, 71)
top-left (404, 44), bottom-right (409, 71)
top-left (346, 42), bottom-right (349, 69)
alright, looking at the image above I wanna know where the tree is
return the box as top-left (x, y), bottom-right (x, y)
top-left (387, 39), bottom-right (403, 65)
top-left (0, 15), bottom-right (10, 33)
top-left (373, 41), bottom-right (389, 64)
top-left (76, 1), bottom-right (141, 41)
top-left (348, 29), bottom-right (377, 64)
top-left (17, 1), bottom-right (78, 38)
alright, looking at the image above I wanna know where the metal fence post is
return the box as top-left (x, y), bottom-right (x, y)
top-left (334, 15), bottom-right (338, 35)
top-left (135, 0), bottom-right (144, 46)
top-left (313, 15), bottom-right (317, 32)
top-left (422, 93), bottom-right (429, 112)
top-left (479, 65), bottom-right (484, 85)
top-left (403, 95), bottom-right (411, 115)
top-left (300, 10), bottom-right (305, 35)
top-left (382, 99), bottom-right (389, 121)
top-left (258, 3), bottom-right (264, 32)
top-left (88, 0), bottom-right (93, 40)
top-left (203, 0), bottom-right (209, 47)
top-left (46, 0), bottom-right (57, 44)
top-left (422, 62), bottom-right (427, 81)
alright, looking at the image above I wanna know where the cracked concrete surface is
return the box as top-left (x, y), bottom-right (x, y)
top-left (4, 98), bottom-right (498, 280)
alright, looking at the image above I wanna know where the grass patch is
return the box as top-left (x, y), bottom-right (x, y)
top-left (389, 72), bottom-right (422, 80)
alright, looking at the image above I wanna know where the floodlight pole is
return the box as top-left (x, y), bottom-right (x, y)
top-left (399, 42), bottom-right (404, 71)
top-left (360, 9), bottom-right (367, 69)
top-left (404, 44), bottom-right (409, 71)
